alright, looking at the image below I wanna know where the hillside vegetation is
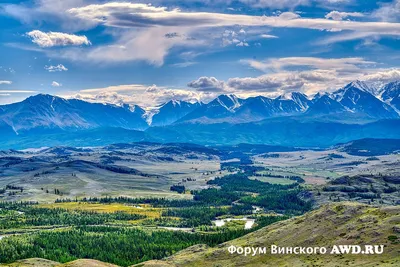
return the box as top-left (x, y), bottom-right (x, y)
top-left (135, 202), bottom-right (400, 267)
top-left (1, 202), bottom-right (399, 267)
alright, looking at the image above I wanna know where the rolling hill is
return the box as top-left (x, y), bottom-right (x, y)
top-left (3, 203), bottom-right (398, 267)
top-left (136, 202), bottom-right (400, 267)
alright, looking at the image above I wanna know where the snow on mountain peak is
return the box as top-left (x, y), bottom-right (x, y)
top-left (216, 94), bottom-right (242, 111)
top-left (276, 92), bottom-right (310, 110)
top-left (171, 100), bottom-right (182, 107)
top-left (346, 80), bottom-right (378, 95)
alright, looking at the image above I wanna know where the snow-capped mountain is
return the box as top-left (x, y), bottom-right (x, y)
top-left (177, 93), bottom-right (311, 123)
top-left (306, 94), bottom-right (347, 115)
top-left (214, 94), bottom-right (243, 111)
top-left (2, 80), bottom-right (400, 136)
top-left (343, 80), bottom-right (378, 95)
top-left (381, 81), bottom-right (400, 100)
top-left (160, 81), bottom-right (400, 124)
top-left (381, 81), bottom-right (400, 111)
top-left (0, 94), bottom-right (148, 134)
top-left (275, 92), bottom-right (311, 110)
top-left (151, 100), bottom-right (202, 126)
top-left (331, 81), bottom-right (398, 119)
top-left (177, 94), bottom-right (244, 122)
top-left (233, 94), bottom-right (309, 121)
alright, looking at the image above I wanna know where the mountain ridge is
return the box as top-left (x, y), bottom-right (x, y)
top-left (1, 80), bottom-right (400, 149)
top-left (2, 80), bottom-right (400, 131)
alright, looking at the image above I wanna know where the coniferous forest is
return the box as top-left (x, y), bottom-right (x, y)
top-left (0, 166), bottom-right (306, 266)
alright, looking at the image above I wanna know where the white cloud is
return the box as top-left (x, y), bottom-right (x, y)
top-left (0, 81), bottom-right (12, 85)
top-left (51, 81), bottom-right (62, 87)
top-left (67, 4), bottom-right (400, 38)
top-left (372, 0), bottom-right (400, 22)
top-left (193, 57), bottom-right (400, 96)
top-left (234, 0), bottom-right (350, 9)
top-left (73, 83), bottom-right (215, 107)
top-left (315, 31), bottom-right (378, 45)
top-left (227, 76), bottom-right (287, 91)
top-left (3, 0), bottom-right (98, 31)
top-left (0, 90), bottom-right (36, 93)
top-left (6, 1), bottom-right (400, 65)
top-left (241, 57), bottom-right (373, 72)
top-left (45, 64), bottom-right (68, 72)
top-left (325, 11), bottom-right (364, 21)
top-left (171, 62), bottom-right (198, 68)
top-left (62, 3), bottom-right (400, 64)
top-left (187, 77), bottom-right (227, 92)
top-left (81, 26), bottom-right (199, 66)
top-left (27, 30), bottom-right (91, 47)
top-left (260, 34), bottom-right (278, 39)
top-left (236, 41), bottom-right (249, 47)
top-left (362, 69), bottom-right (400, 83)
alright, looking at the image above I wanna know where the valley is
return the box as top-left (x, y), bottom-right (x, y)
top-left (1, 142), bottom-right (399, 203)
top-left (0, 141), bottom-right (399, 266)
top-left (1, 0), bottom-right (400, 265)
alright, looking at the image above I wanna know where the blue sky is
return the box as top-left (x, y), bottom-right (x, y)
top-left (0, 0), bottom-right (400, 107)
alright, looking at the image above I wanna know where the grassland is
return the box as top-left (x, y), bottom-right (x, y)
top-left (38, 202), bottom-right (163, 224)
top-left (249, 176), bottom-right (296, 185)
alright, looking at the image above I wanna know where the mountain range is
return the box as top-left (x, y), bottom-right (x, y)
top-left (1, 80), bottom-right (400, 149)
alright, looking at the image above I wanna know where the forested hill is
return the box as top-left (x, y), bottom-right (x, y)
top-left (3, 203), bottom-right (399, 267)
top-left (136, 202), bottom-right (400, 267)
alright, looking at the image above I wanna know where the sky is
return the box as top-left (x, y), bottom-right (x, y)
top-left (0, 0), bottom-right (400, 107)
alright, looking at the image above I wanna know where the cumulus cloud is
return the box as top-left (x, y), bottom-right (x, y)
top-left (187, 77), bottom-right (226, 92)
top-left (362, 69), bottom-right (400, 83)
top-left (27, 30), bottom-right (91, 47)
top-left (63, 67), bottom-right (400, 107)
top-left (225, 69), bottom-right (347, 94)
top-left (201, 57), bottom-right (400, 96)
top-left (0, 81), bottom-right (12, 85)
top-left (74, 83), bottom-right (215, 107)
top-left (44, 64), bottom-right (68, 72)
top-left (51, 81), bottom-right (62, 87)
top-left (297, 70), bottom-right (337, 82)
top-left (325, 11), bottom-right (364, 21)
top-left (227, 76), bottom-right (284, 91)
top-left (67, 56), bottom-right (398, 104)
